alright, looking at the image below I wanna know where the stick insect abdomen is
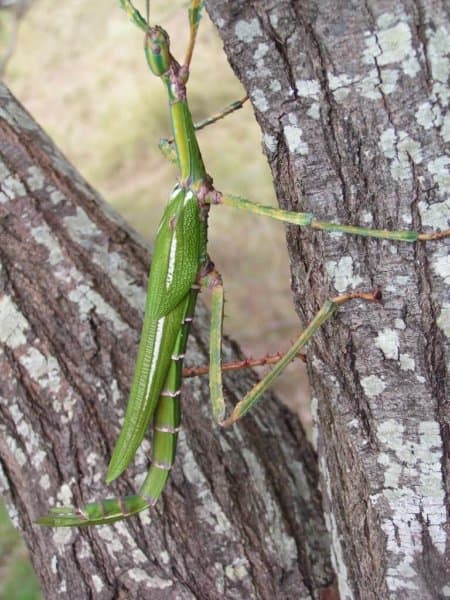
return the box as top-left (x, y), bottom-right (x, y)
top-left (138, 287), bottom-right (199, 504)
top-left (37, 287), bottom-right (198, 526)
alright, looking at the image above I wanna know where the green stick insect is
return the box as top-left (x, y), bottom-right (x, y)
top-left (37, 0), bottom-right (450, 527)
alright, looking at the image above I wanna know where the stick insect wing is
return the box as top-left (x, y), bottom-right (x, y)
top-left (107, 185), bottom-right (204, 482)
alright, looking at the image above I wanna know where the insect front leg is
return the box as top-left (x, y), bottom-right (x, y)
top-left (159, 96), bottom-right (249, 164)
top-left (118, 0), bottom-right (149, 32)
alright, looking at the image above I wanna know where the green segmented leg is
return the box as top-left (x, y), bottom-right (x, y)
top-left (36, 495), bottom-right (151, 528)
top-left (194, 96), bottom-right (248, 132)
top-left (159, 96), bottom-right (249, 164)
top-left (208, 284), bottom-right (382, 427)
top-left (119, 0), bottom-right (148, 31)
top-left (185, 0), bottom-right (204, 67)
top-left (217, 193), bottom-right (450, 242)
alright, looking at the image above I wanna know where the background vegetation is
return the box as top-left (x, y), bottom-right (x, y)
top-left (1, 1), bottom-right (309, 596)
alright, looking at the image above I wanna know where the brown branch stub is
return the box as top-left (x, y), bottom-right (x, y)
top-left (182, 349), bottom-right (306, 378)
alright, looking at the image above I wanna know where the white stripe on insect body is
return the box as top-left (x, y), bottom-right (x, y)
top-left (184, 189), bottom-right (195, 205)
top-left (154, 424), bottom-right (181, 434)
top-left (166, 232), bottom-right (177, 288)
top-left (145, 316), bottom-right (166, 399)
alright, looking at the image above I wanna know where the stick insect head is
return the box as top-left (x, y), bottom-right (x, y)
top-left (144, 25), bottom-right (171, 76)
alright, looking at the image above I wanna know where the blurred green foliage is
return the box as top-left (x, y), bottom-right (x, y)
top-left (0, 502), bottom-right (41, 599)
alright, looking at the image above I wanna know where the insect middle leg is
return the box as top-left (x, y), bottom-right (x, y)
top-left (213, 192), bottom-right (450, 242)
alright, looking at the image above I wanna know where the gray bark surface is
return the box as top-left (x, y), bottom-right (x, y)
top-left (0, 83), bottom-right (335, 598)
top-left (205, 1), bottom-right (450, 598)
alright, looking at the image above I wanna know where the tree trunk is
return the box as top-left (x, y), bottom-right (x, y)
top-left (0, 83), bottom-right (336, 598)
top-left (205, 1), bottom-right (450, 598)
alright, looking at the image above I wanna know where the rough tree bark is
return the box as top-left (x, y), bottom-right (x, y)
top-left (1, 0), bottom-right (449, 597)
top-left (0, 85), bottom-right (334, 597)
top-left (205, 1), bottom-right (450, 598)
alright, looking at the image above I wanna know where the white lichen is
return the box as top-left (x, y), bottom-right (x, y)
top-left (179, 432), bottom-right (234, 537)
top-left (270, 79), bottom-right (281, 92)
top-left (254, 42), bottom-right (269, 60)
top-left (50, 555), bottom-right (58, 574)
top-left (319, 455), bottom-right (354, 600)
top-left (235, 19), bottom-right (262, 43)
top-left (0, 160), bottom-right (10, 180)
top-left (49, 187), bottom-right (66, 205)
top-left (441, 111), bottom-right (450, 143)
top-left (432, 254), bottom-right (450, 285)
top-left (427, 26), bottom-right (450, 84)
top-left (0, 295), bottom-right (29, 348)
top-left (91, 575), bottom-right (104, 593)
top-left (263, 133), bottom-right (277, 152)
top-left (373, 419), bottom-right (446, 592)
top-left (0, 100), bottom-right (38, 131)
top-left (64, 207), bottom-right (103, 240)
top-left (68, 284), bottom-right (127, 332)
top-left (379, 128), bottom-right (423, 181)
top-left (374, 328), bottom-right (400, 360)
top-left (30, 223), bottom-right (64, 266)
top-left (363, 19), bottom-right (416, 69)
top-left (357, 69), bottom-right (382, 100)
top-left (399, 354), bottom-right (415, 371)
top-left (39, 474), bottom-right (50, 490)
top-left (250, 88), bottom-right (269, 112)
top-left (130, 549), bottom-right (146, 566)
top-left (328, 73), bottom-right (354, 101)
top-left (9, 404), bottom-right (43, 463)
top-left (33, 450), bottom-right (46, 468)
top-left (26, 166), bottom-right (45, 191)
top-left (2, 175), bottom-right (26, 199)
top-left (437, 303), bottom-right (450, 338)
top-left (427, 156), bottom-right (450, 194)
top-left (242, 448), bottom-right (297, 570)
top-left (418, 198), bottom-right (450, 230)
top-left (98, 525), bottom-right (124, 552)
top-left (283, 124), bottom-right (308, 155)
top-left (52, 527), bottom-right (73, 547)
top-left (326, 256), bottom-right (363, 293)
top-left (307, 102), bottom-right (320, 120)
top-left (361, 375), bottom-right (386, 397)
top-left (295, 79), bottom-right (320, 97)
top-left (225, 558), bottom-right (249, 583)
top-left (128, 569), bottom-right (173, 589)
top-left (57, 483), bottom-right (73, 505)
top-left (415, 102), bottom-right (437, 131)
